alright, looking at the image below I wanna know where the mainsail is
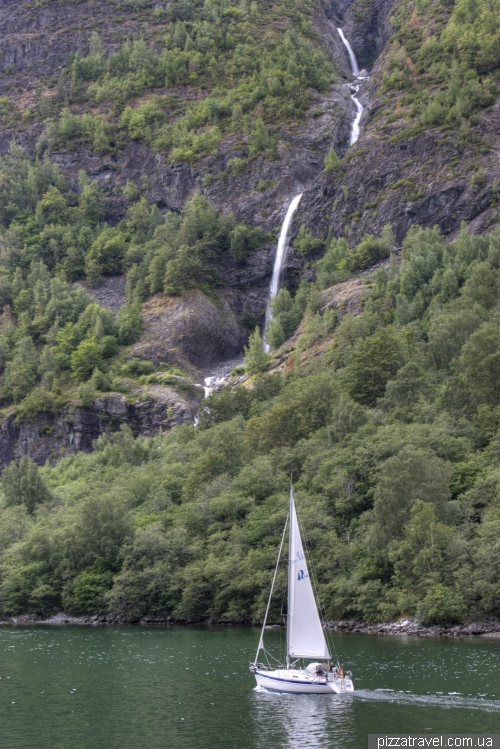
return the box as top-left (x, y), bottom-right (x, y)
top-left (287, 489), bottom-right (330, 660)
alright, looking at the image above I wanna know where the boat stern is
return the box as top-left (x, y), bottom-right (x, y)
top-left (327, 676), bottom-right (354, 693)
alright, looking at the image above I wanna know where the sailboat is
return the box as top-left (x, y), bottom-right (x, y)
top-left (250, 486), bottom-right (354, 694)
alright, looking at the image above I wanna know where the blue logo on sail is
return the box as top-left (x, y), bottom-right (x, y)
top-left (297, 569), bottom-right (308, 581)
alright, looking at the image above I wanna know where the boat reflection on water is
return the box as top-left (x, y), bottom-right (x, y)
top-left (251, 686), bottom-right (354, 749)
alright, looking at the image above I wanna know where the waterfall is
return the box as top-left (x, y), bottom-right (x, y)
top-left (194, 376), bottom-right (216, 425)
top-left (337, 28), bottom-right (359, 76)
top-left (260, 29), bottom-right (365, 355)
top-left (337, 27), bottom-right (364, 146)
top-left (349, 92), bottom-right (363, 145)
top-left (263, 193), bottom-right (303, 352)
top-left (203, 376), bottom-right (215, 399)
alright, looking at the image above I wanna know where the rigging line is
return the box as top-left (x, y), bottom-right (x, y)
top-left (294, 498), bottom-right (340, 664)
top-left (254, 511), bottom-right (289, 665)
top-left (264, 649), bottom-right (271, 669)
top-left (262, 648), bottom-right (283, 666)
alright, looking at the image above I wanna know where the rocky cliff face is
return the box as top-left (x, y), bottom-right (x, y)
top-left (0, 0), bottom-right (364, 329)
top-left (0, 0), bottom-right (354, 220)
top-left (0, 0), bottom-right (146, 77)
top-left (0, 0), bottom-right (403, 316)
top-left (296, 97), bottom-right (500, 247)
top-left (0, 383), bottom-right (199, 470)
top-left (293, 0), bottom-right (500, 247)
top-left (130, 290), bottom-right (245, 373)
top-left (0, 286), bottom-right (245, 468)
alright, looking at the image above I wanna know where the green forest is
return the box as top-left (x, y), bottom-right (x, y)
top-left (2, 0), bottom-right (333, 165)
top-left (0, 0), bottom-right (499, 626)
top-left (377, 0), bottom-right (500, 137)
top-left (0, 143), bottom-right (268, 410)
top-left (1, 223), bottom-right (498, 624)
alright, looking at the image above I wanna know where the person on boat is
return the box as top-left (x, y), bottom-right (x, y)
top-left (340, 665), bottom-right (345, 679)
top-left (315, 664), bottom-right (325, 677)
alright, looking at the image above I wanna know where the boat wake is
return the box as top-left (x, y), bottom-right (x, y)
top-left (255, 686), bottom-right (499, 713)
top-left (354, 689), bottom-right (500, 713)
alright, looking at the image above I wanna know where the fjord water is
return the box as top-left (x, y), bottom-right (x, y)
top-left (1, 627), bottom-right (499, 749)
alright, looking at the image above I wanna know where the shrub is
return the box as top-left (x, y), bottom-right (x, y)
top-left (86, 229), bottom-right (128, 276)
top-left (248, 119), bottom-right (269, 157)
top-left (294, 225), bottom-right (324, 256)
top-left (229, 223), bottom-right (265, 261)
top-left (324, 148), bottom-right (340, 172)
top-left (15, 387), bottom-right (62, 423)
top-left (120, 101), bottom-right (164, 140)
top-left (347, 234), bottom-right (389, 273)
top-left (121, 359), bottom-right (155, 377)
top-left (91, 367), bottom-right (111, 391)
top-left (78, 381), bottom-right (96, 406)
top-left (63, 568), bottom-right (113, 614)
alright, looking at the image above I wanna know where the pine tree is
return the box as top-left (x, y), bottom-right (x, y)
top-left (324, 148), bottom-right (340, 172)
top-left (244, 326), bottom-right (270, 375)
top-left (4, 336), bottom-right (39, 402)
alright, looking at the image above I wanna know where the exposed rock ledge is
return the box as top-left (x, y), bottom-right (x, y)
top-left (2, 613), bottom-right (499, 637)
top-left (130, 289), bottom-right (245, 375)
top-left (0, 385), bottom-right (199, 470)
top-left (326, 617), bottom-right (500, 638)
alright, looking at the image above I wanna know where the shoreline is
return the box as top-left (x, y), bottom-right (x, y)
top-left (1, 613), bottom-right (500, 638)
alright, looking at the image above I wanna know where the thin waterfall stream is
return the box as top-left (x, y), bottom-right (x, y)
top-left (262, 28), bottom-right (365, 348)
top-left (337, 27), bottom-right (365, 146)
top-left (263, 193), bottom-right (303, 351)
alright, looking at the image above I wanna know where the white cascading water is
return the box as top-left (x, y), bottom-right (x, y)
top-left (261, 29), bottom-right (364, 353)
top-left (194, 375), bottom-right (217, 425)
top-left (203, 376), bottom-right (215, 399)
top-left (337, 27), bottom-right (364, 145)
top-left (262, 193), bottom-right (303, 351)
top-left (337, 28), bottom-right (359, 75)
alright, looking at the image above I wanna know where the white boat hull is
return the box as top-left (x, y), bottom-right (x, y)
top-left (254, 669), bottom-right (354, 694)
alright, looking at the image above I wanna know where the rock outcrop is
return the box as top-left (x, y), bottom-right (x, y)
top-left (0, 384), bottom-right (199, 470)
top-left (262, 257), bottom-right (394, 375)
top-left (0, 0), bottom-right (355, 234)
top-left (327, 617), bottom-right (500, 638)
top-left (130, 290), bottom-right (245, 373)
top-left (3, 610), bottom-right (499, 635)
top-left (297, 111), bottom-right (500, 247)
top-left (78, 275), bottom-right (127, 314)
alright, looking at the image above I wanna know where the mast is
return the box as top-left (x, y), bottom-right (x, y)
top-left (254, 511), bottom-right (288, 666)
top-left (286, 484), bottom-right (293, 669)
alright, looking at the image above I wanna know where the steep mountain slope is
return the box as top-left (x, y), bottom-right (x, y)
top-left (296, 0), bottom-right (500, 245)
top-left (0, 0), bottom-right (365, 463)
top-left (0, 0), bottom-right (499, 469)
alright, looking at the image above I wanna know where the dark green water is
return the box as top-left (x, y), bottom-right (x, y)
top-left (0, 626), bottom-right (498, 749)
